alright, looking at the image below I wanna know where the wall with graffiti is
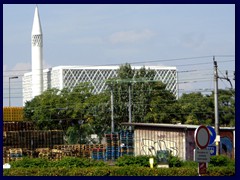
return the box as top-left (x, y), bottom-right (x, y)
top-left (134, 127), bottom-right (186, 160)
top-left (133, 126), bottom-right (235, 161)
top-left (220, 131), bottom-right (234, 158)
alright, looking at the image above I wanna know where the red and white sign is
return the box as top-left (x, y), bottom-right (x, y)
top-left (198, 162), bottom-right (207, 174)
top-left (194, 125), bottom-right (210, 149)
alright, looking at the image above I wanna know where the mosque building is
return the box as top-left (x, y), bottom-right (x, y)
top-left (22, 6), bottom-right (178, 105)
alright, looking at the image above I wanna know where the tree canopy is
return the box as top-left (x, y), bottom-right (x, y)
top-left (23, 64), bottom-right (235, 144)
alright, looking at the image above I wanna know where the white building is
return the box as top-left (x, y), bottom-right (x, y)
top-left (22, 65), bottom-right (178, 104)
top-left (23, 6), bottom-right (178, 105)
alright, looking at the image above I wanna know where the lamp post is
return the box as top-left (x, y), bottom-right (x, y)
top-left (9, 76), bottom-right (18, 107)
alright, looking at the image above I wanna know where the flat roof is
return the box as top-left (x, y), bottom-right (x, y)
top-left (23, 65), bottom-right (177, 76)
top-left (121, 122), bottom-right (235, 130)
top-left (24, 65), bottom-right (177, 76)
top-left (52, 65), bottom-right (177, 70)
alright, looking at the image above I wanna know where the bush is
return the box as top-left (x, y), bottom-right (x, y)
top-left (209, 155), bottom-right (234, 167)
top-left (9, 157), bottom-right (107, 168)
top-left (4, 166), bottom-right (235, 176)
top-left (115, 155), bottom-right (157, 167)
top-left (182, 160), bottom-right (198, 168)
top-left (51, 157), bottom-right (107, 168)
top-left (168, 155), bottom-right (183, 167)
top-left (10, 157), bottom-right (49, 168)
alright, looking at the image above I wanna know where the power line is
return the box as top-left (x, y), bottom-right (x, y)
top-left (3, 55), bottom-right (234, 73)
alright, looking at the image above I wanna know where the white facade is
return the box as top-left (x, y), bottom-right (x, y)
top-left (22, 65), bottom-right (178, 105)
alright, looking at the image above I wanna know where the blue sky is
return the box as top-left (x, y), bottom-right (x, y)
top-left (3, 4), bottom-right (235, 106)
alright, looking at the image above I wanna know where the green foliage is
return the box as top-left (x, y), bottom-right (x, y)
top-left (10, 157), bottom-right (49, 168)
top-left (181, 160), bottom-right (198, 167)
top-left (9, 157), bottom-right (107, 169)
top-left (209, 155), bottom-right (234, 167)
top-left (217, 89), bottom-right (235, 126)
top-left (168, 155), bottom-right (183, 167)
top-left (23, 64), bottom-right (235, 137)
top-left (115, 155), bottom-right (157, 167)
top-left (110, 63), bottom-right (178, 125)
top-left (65, 126), bottom-right (79, 144)
top-left (205, 166), bottom-right (235, 176)
top-left (3, 166), bottom-right (235, 176)
top-left (50, 157), bottom-right (107, 168)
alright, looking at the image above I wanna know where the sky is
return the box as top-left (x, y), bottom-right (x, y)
top-left (3, 4), bottom-right (235, 107)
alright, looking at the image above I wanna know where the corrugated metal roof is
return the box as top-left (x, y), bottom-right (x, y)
top-left (121, 122), bottom-right (235, 130)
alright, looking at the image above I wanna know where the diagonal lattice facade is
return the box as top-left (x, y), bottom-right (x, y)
top-left (23, 65), bottom-right (178, 105)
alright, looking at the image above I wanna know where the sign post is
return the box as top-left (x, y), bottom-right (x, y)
top-left (194, 125), bottom-right (210, 176)
top-left (198, 162), bottom-right (207, 174)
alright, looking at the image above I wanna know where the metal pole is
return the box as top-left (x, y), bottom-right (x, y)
top-left (8, 76), bottom-right (18, 121)
top-left (110, 87), bottom-right (114, 133)
top-left (9, 77), bottom-right (11, 107)
top-left (213, 57), bottom-right (220, 155)
top-left (9, 76), bottom-right (19, 106)
top-left (128, 84), bottom-right (132, 131)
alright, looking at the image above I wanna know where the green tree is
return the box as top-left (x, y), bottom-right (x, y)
top-left (108, 63), bottom-right (178, 127)
top-left (211, 89), bottom-right (235, 126)
top-left (23, 88), bottom-right (63, 130)
top-left (178, 92), bottom-right (214, 125)
top-left (144, 82), bottom-right (178, 123)
top-left (83, 92), bottom-right (111, 142)
top-left (177, 89), bottom-right (235, 126)
top-left (23, 82), bottom-right (111, 144)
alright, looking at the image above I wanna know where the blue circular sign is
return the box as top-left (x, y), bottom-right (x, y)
top-left (207, 126), bottom-right (216, 145)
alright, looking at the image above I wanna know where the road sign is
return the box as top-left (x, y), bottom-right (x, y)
top-left (207, 126), bottom-right (216, 145)
top-left (198, 162), bottom-right (207, 175)
top-left (207, 145), bottom-right (217, 156)
top-left (194, 125), bottom-right (210, 149)
top-left (194, 149), bottom-right (210, 162)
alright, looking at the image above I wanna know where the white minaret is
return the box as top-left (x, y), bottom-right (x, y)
top-left (31, 5), bottom-right (43, 98)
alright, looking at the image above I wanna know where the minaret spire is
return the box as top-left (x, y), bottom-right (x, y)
top-left (32, 5), bottom-right (42, 35)
top-left (31, 5), bottom-right (43, 98)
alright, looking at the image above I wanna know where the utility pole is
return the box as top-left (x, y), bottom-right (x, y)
top-left (213, 56), bottom-right (234, 155)
top-left (213, 56), bottom-right (220, 155)
top-left (128, 83), bottom-right (132, 131)
top-left (9, 76), bottom-right (19, 107)
top-left (110, 86), bottom-right (114, 133)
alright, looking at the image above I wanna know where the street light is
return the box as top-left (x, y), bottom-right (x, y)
top-left (9, 76), bottom-right (18, 107)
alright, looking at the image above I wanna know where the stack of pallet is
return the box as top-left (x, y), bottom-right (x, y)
top-left (91, 148), bottom-right (105, 160)
top-left (4, 130), bottom-right (64, 149)
top-left (3, 147), bottom-right (10, 164)
top-left (34, 148), bottom-right (64, 160)
top-left (54, 144), bottom-right (85, 158)
top-left (3, 107), bottom-right (24, 121)
top-left (3, 121), bottom-right (34, 131)
top-left (119, 130), bottom-right (134, 156)
top-left (105, 133), bottom-right (120, 161)
top-left (88, 144), bottom-right (106, 158)
top-left (51, 149), bottom-right (63, 160)
top-left (9, 148), bottom-right (23, 161)
top-left (35, 148), bottom-right (51, 159)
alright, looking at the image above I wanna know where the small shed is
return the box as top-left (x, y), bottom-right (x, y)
top-left (121, 123), bottom-right (235, 161)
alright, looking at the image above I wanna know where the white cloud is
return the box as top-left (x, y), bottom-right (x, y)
top-left (109, 29), bottom-right (155, 44)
